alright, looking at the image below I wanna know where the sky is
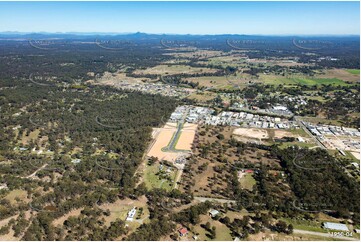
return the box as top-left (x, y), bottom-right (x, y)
top-left (0, 1), bottom-right (359, 35)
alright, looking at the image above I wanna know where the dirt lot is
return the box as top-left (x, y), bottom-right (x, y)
top-left (233, 128), bottom-right (269, 141)
top-left (147, 127), bottom-right (178, 161)
top-left (147, 122), bottom-right (196, 161)
top-left (350, 151), bottom-right (360, 160)
top-left (175, 124), bottom-right (197, 150)
top-left (272, 129), bottom-right (296, 139)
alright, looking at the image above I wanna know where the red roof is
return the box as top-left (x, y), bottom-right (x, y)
top-left (245, 169), bottom-right (253, 173)
top-left (179, 228), bottom-right (188, 235)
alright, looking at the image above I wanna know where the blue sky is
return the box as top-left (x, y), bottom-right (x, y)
top-left (0, 1), bottom-right (359, 35)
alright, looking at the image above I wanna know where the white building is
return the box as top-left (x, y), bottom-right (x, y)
top-left (273, 105), bottom-right (288, 111)
top-left (126, 207), bottom-right (137, 221)
top-left (297, 137), bottom-right (305, 143)
top-left (209, 209), bottom-right (220, 218)
top-left (323, 222), bottom-right (349, 232)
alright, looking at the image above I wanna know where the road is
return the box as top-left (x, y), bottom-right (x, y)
top-left (166, 106), bottom-right (190, 152)
top-left (293, 229), bottom-right (358, 241)
top-left (21, 164), bottom-right (48, 179)
top-left (294, 116), bottom-right (326, 149)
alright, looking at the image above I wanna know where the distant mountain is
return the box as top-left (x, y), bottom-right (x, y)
top-left (0, 32), bottom-right (359, 40)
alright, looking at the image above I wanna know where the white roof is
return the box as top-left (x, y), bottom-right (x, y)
top-left (209, 209), bottom-right (219, 216)
top-left (273, 105), bottom-right (288, 111)
top-left (126, 207), bottom-right (137, 221)
top-left (323, 222), bottom-right (349, 231)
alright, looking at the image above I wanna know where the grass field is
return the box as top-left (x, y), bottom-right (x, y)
top-left (343, 151), bottom-right (360, 163)
top-left (259, 74), bottom-right (349, 86)
top-left (346, 69), bottom-right (360, 75)
top-left (185, 73), bottom-right (252, 90)
top-left (300, 116), bottom-right (343, 127)
top-left (239, 173), bottom-right (256, 190)
top-left (193, 214), bottom-right (233, 241)
top-left (282, 218), bottom-right (325, 233)
top-left (3, 189), bottom-right (28, 205)
top-left (288, 128), bottom-right (311, 137)
top-left (144, 163), bottom-right (177, 191)
top-left (293, 78), bottom-right (347, 86)
top-left (279, 141), bottom-right (316, 149)
top-left (187, 91), bottom-right (217, 102)
top-left (316, 68), bottom-right (360, 83)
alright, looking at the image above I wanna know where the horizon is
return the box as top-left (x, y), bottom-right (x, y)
top-left (0, 31), bottom-right (360, 37)
top-left (0, 1), bottom-right (359, 35)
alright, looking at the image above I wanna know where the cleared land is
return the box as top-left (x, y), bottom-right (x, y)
top-left (258, 74), bottom-right (349, 86)
top-left (317, 68), bottom-right (360, 82)
top-left (192, 214), bottom-right (233, 241)
top-left (133, 64), bottom-right (218, 76)
top-left (147, 128), bottom-right (178, 161)
top-left (144, 162), bottom-right (178, 191)
top-left (346, 69), bottom-right (360, 75)
top-left (147, 122), bottom-right (196, 162)
top-left (174, 123), bottom-right (197, 150)
top-left (187, 91), bottom-right (217, 102)
top-left (95, 72), bottom-right (151, 85)
top-left (350, 151), bottom-right (360, 160)
top-left (163, 50), bottom-right (224, 59)
top-left (3, 189), bottom-right (29, 205)
top-left (239, 172), bottom-right (256, 190)
top-left (233, 128), bottom-right (269, 141)
top-left (185, 74), bottom-right (252, 90)
top-left (98, 196), bottom-right (149, 226)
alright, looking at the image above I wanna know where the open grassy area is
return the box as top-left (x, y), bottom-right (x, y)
top-left (279, 141), bottom-right (317, 149)
top-left (288, 128), bottom-right (311, 138)
top-left (192, 214), bottom-right (233, 241)
top-left (259, 74), bottom-right (349, 86)
top-left (144, 163), bottom-right (177, 191)
top-left (293, 78), bottom-right (347, 86)
top-left (133, 64), bottom-right (218, 76)
top-left (98, 197), bottom-right (150, 236)
top-left (2, 189), bottom-right (28, 205)
top-left (343, 151), bottom-right (360, 163)
top-left (239, 173), bottom-right (256, 190)
top-left (282, 218), bottom-right (325, 233)
top-left (300, 116), bottom-right (343, 127)
top-left (346, 69), bottom-right (360, 75)
top-left (187, 91), bottom-right (217, 102)
top-left (316, 68), bottom-right (360, 83)
top-left (199, 55), bottom-right (248, 68)
top-left (185, 73), bottom-right (251, 90)
top-left (19, 129), bottom-right (41, 145)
